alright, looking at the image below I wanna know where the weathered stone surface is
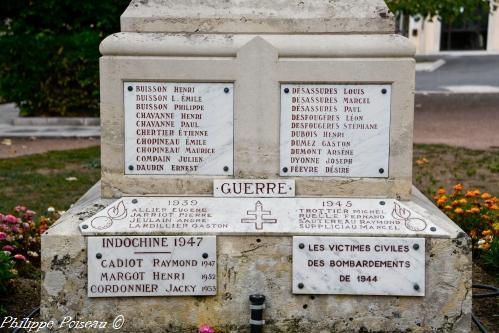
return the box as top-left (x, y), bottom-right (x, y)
top-left (41, 184), bottom-right (471, 332)
top-left (121, 0), bottom-right (394, 34)
top-left (99, 34), bottom-right (415, 199)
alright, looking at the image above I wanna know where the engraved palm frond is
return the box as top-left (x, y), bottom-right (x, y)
top-left (107, 200), bottom-right (127, 220)
top-left (392, 202), bottom-right (427, 231)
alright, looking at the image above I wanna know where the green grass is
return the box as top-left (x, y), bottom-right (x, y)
top-left (0, 147), bottom-right (100, 214)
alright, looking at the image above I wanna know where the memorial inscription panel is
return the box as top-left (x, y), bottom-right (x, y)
top-left (124, 82), bottom-right (233, 175)
top-left (80, 197), bottom-right (449, 237)
top-left (280, 84), bottom-right (391, 177)
top-left (293, 236), bottom-right (425, 296)
top-left (87, 236), bottom-right (217, 297)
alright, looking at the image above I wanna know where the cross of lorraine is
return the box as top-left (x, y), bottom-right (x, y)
top-left (241, 201), bottom-right (277, 230)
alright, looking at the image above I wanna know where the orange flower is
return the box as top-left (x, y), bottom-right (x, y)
top-left (482, 230), bottom-right (493, 236)
top-left (469, 229), bottom-right (477, 238)
top-left (437, 188), bottom-right (446, 195)
top-left (465, 191), bottom-right (478, 197)
top-left (485, 198), bottom-right (498, 206)
top-left (481, 193), bottom-right (492, 200)
top-left (469, 207), bottom-right (480, 214)
top-left (453, 184), bottom-right (464, 191)
top-left (444, 205), bottom-right (453, 210)
top-left (454, 208), bottom-right (464, 214)
top-left (478, 242), bottom-right (491, 251)
top-left (452, 200), bottom-right (460, 206)
top-left (437, 196), bottom-right (448, 205)
top-left (459, 198), bottom-right (467, 204)
top-left (416, 158), bottom-right (429, 166)
top-left (490, 204), bottom-right (498, 210)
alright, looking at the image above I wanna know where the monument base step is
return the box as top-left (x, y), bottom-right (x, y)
top-left (41, 183), bottom-right (471, 332)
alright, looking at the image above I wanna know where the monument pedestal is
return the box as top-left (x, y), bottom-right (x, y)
top-left (42, 184), bottom-right (471, 332)
top-left (41, 0), bottom-right (472, 331)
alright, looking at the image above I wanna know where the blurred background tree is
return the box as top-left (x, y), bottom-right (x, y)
top-left (385, 0), bottom-right (496, 22)
top-left (385, 0), bottom-right (498, 51)
top-left (0, 0), bottom-right (130, 117)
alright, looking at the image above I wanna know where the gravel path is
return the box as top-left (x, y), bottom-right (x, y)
top-left (414, 93), bottom-right (498, 150)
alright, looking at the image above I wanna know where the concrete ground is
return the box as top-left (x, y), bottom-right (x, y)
top-left (416, 54), bottom-right (499, 93)
top-left (414, 93), bottom-right (499, 150)
top-left (0, 103), bottom-right (100, 138)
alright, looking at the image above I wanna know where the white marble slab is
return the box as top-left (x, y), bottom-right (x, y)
top-left (87, 236), bottom-right (217, 297)
top-left (213, 179), bottom-right (295, 197)
top-left (280, 84), bottom-right (391, 177)
top-left (80, 197), bottom-right (449, 238)
top-left (124, 82), bottom-right (233, 176)
top-left (292, 236), bottom-right (425, 296)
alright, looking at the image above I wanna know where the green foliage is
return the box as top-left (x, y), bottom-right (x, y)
top-left (482, 237), bottom-right (499, 273)
top-left (385, 0), bottom-right (496, 23)
top-left (0, 0), bottom-right (130, 116)
top-left (0, 251), bottom-right (16, 294)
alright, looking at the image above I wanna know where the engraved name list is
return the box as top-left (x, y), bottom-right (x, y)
top-left (124, 82), bottom-right (233, 176)
top-left (280, 84), bottom-right (391, 177)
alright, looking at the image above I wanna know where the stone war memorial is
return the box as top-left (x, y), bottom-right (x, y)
top-left (41, 0), bottom-right (472, 332)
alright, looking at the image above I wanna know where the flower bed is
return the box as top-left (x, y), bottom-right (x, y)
top-left (0, 206), bottom-right (59, 314)
top-left (434, 184), bottom-right (499, 270)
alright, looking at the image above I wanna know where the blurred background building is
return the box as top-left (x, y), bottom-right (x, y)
top-left (397, 2), bottom-right (499, 54)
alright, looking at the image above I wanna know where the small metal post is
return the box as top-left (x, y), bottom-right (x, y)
top-left (249, 294), bottom-right (266, 333)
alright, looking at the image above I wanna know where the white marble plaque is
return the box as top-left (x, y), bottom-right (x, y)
top-left (292, 236), bottom-right (425, 296)
top-left (80, 197), bottom-right (449, 238)
top-left (213, 179), bottom-right (295, 197)
top-left (87, 236), bottom-right (217, 297)
top-left (280, 84), bottom-right (391, 177)
top-left (124, 82), bottom-right (233, 175)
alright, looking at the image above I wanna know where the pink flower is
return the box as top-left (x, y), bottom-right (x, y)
top-left (0, 232), bottom-right (6, 240)
top-left (13, 254), bottom-right (26, 261)
top-left (5, 215), bottom-right (18, 224)
top-left (15, 205), bottom-right (27, 212)
top-left (23, 210), bottom-right (36, 221)
top-left (0, 224), bottom-right (7, 231)
top-left (10, 226), bottom-right (19, 233)
top-left (2, 245), bottom-right (14, 251)
top-left (22, 223), bottom-right (30, 229)
top-left (199, 325), bottom-right (215, 333)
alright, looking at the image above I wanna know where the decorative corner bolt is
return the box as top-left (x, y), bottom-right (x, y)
top-left (249, 294), bottom-right (266, 333)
